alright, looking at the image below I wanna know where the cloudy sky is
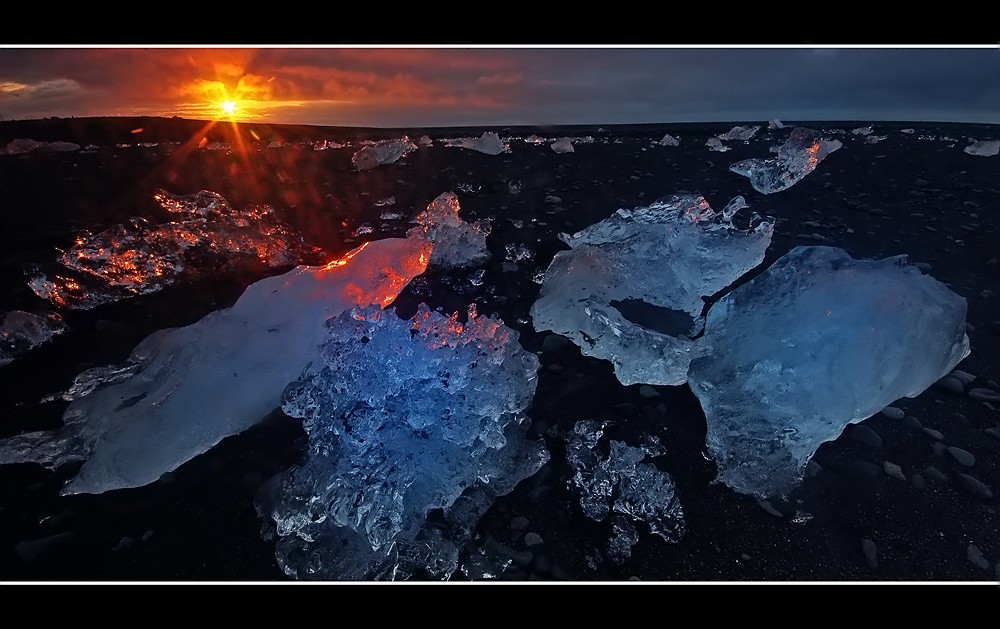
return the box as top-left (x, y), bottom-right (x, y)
top-left (0, 46), bottom-right (997, 128)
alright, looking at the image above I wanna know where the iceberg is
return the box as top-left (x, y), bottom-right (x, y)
top-left (0, 310), bottom-right (66, 367)
top-left (851, 126), bottom-right (873, 136)
top-left (531, 193), bottom-right (773, 386)
top-left (566, 420), bottom-right (685, 563)
top-left (0, 238), bottom-right (432, 495)
top-left (406, 192), bottom-right (490, 270)
top-left (550, 138), bottom-right (575, 153)
top-left (28, 189), bottom-right (312, 309)
top-left (705, 137), bottom-right (731, 152)
top-left (443, 131), bottom-right (508, 155)
top-left (717, 125), bottom-right (760, 142)
top-left (351, 137), bottom-right (418, 171)
top-left (768, 119), bottom-right (785, 130)
top-left (688, 246), bottom-right (970, 499)
top-left (659, 134), bottom-right (680, 147)
top-left (729, 127), bottom-right (843, 194)
top-left (262, 302), bottom-right (547, 580)
top-left (3, 138), bottom-right (80, 154)
top-left (963, 139), bottom-right (999, 157)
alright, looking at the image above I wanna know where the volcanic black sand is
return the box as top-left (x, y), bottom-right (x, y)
top-left (0, 116), bottom-right (998, 583)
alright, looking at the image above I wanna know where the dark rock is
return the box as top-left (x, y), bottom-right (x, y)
top-left (883, 461), bottom-right (906, 481)
top-left (861, 538), bottom-right (878, 569)
top-left (933, 375), bottom-right (965, 394)
top-left (880, 406), bottom-right (905, 420)
top-left (967, 544), bottom-right (990, 570)
top-left (111, 536), bottom-right (135, 554)
top-left (15, 532), bottom-right (76, 565)
top-left (947, 446), bottom-right (976, 468)
top-left (850, 424), bottom-right (884, 449)
top-left (638, 385), bottom-right (659, 399)
top-left (903, 415), bottom-right (922, 430)
top-left (922, 427), bottom-right (945, 441)
top-left (955, 473), bottom-right (993, 500)
top-left (911, 473), bottom-right (926, 490)
top-left (969, 388), bottom-right (1000, 402)
top-left (923, 466), bottom-right (948, 483)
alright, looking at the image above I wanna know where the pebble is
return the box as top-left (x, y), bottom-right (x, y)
top-left (141, 530), bottom-right (154, 543)
top-left (922, 427), bottom-right (945, 441)
top-left (903, 415), bottom-right (922, 431)
top-left (923, 465), bottom-right (948, 483)
top-left (955, 474), bottom-right (993, 500)
top-left (883, 461), bottom-right (906, 481)
top-left (541, 334), bottom-right (570, 353)
top-left (757, 499), bottom-right (784, 518)
top-left (933, 376), bottom-right (965, 394)
top-left (850, 425), bottom-right (884, 449)
top-left (931, 442), bottom-right (947, 458)
top-left (740, 553), bottom-right (751, 562)
top-left (544, 195), bottom-right (562, 204)
top-left (509, 516), bottom-right (529, 530)
top-left (967, 544), bottom-right (990, 570)
top-left (969, 388), bottom-right (1000, 402)
top-left (950, 370), bottom-right (976, 385)
top-left (861, 538), bottom-right (878, 569)
top-left (851, 460), bottom-right (882, 478)
top-left (947, 446), bottom-right (976, 467)
top-left (984, 427), bottom-right (1000, 441)
top-left (523, 532), bottom-right (544, 547)
top-left (111, 536), bottom-right (136, 554)
top-left (14, 532), bottom-right (76, 565)
top-left (953, 412), bottom-right (969, 426)
top-left (638, 385), bottom-right (659, 399)
top-left (880, 406), bottom-right (905, 420)
top-left (911, 473), bottom-right (926, 490)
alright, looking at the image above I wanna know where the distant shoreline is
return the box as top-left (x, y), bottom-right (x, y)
top-left (2, 116), bottom-right (998, 148)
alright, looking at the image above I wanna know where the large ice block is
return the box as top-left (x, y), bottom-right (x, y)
top-left (0, 238), bottom-right (432, 495)
top-left (351, 137), bottom-right (418, 170)
top-left (531, 193), bottom-right (773, 386)
top-left (263, 303), bottom-right (547, 580)
top-left (688, 246), bottom-right (970, 499)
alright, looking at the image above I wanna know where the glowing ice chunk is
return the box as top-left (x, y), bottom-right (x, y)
top-left (963, 139), bottom-right (999, 157)
top-left (0, 310), bottom-right (65, 367)
top-left (0, 238), bottom-right (432, 495)
top-left (263, 303), bottom-right (547, 580)
top-left (443, 132), bottom-right (509, 155)
top-left (406, 192), bottom-right (490, 270)
top-left (729, 127), bottom-right (843, 194)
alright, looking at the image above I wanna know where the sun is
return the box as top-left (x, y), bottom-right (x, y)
top-left (219, 100), bottom-right (239, 117)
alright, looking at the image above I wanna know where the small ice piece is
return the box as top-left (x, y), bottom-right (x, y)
top-left (524, 134), bottom-right (547, 144)
top-left (851, 125), bottom-right (873, 135)
top-left (263, 303), bottom-right (547, 580)
top-left (0, 311), bottom-right (66, 367)
top-left (706, 137), bottom-right (731, 152)
top-left (688, 246), bottom-right (971, 499)
top-left (373, 196), bottom-right (397, 207)
top-left (729, 127), bottom-right (843, 194)
top-left (3, 138), bottom-right (80, 154)
top-left (531, 193), bottom-right (773, 386)
top-left (717, 125), bottom-right (760, 141)
top-left (768, 119), bottom-right (785, 130)
top-left (550, 138), bottom-right (574, 153)
top-left (353, 223), bottom-right (374, 237)
top-left (312, 139), bottom-right (344, 150)
top-left (721, 196), bottom-right (748, 222)
top-left (659, 134), bottom-right (680, 146)
top-left (406, 192), bottom-right (490, 270)
top-left (901, 128), bottom-right (915, 134)
top-left (504, 243), bottom-right (535, 263)
top-left (442, 132), bottom-right (509, 155)
top-left (0, 238), bottom-right (433, 495)
top-left (351, 136), bottom-right (418, 171)
top-left (28, 189), bottom-right (311, 309)
top-left (418, 135), bottom-right (433, 147)
top-left (865, 135), bottom-right (888, 144)
top-left (565, 420), bottom-right (685, 564)
top-left (963, 139), bottom-right (1000, 157)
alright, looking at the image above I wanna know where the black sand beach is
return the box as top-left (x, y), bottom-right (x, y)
top-left (1, 116), bottom-right (998, 582)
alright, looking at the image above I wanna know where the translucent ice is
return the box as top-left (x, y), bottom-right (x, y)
top-left (565, 420), bottom-right (685, 563)
top-left (406, 192), bottom-right (490, 270)
top-left (851, 125), bottom-right (873, 135)
top-left (351, 136), bottom-right (418, 171)
top-left (659, 134), bottom-right (680, 146)
top-left (262, 303), bottom-right (547, 580)
top-left (705, 137), bottom-right (731, 152)
top-left (550, 138), bottom-right (575, 153)
top-left (729, 127), bottom-right (843, 194)
top-left (531, 193), bottom-right (774, 386)
top-left (688, 246), bottom-right (970, 499)
top-left (963, 139), bottom-right (999, 157)
top-left (717, 125), bottom-right (760, 142)
top-left (0, 310), bottom-right (66, 367)
top-left (3, 138), bottom-right (80, 154)
top-left (768, 119), bottom-right (785, 130)
top-left (28, 189), bottom-right (311, 309)
top-left (0, 238), bottom-right (432, 495)
top-left (443, 132), bottom-right (509, 155)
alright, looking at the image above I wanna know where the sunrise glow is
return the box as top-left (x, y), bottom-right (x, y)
top-left (219, 100), bottom-right (238, 117)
